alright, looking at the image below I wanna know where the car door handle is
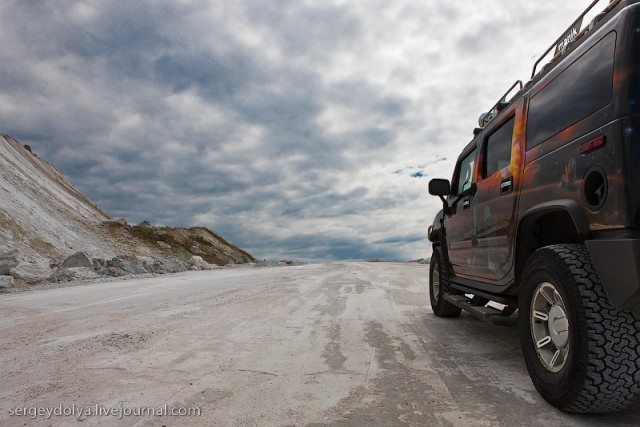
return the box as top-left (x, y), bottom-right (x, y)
top-left (462, 199), bottom-right (471, 210)
top-left (500, 177), bottom-right (513, 194)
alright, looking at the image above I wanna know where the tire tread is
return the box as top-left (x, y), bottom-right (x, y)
top-left (430, 246), bottom-right (462, 318)
top-left (523, 244), bottom-right (640, 413)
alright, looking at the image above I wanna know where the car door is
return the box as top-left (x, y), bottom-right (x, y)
top-left (445, 144), bottom-right (479, 279)
top-left (472, 100), bottom-right (525, 283)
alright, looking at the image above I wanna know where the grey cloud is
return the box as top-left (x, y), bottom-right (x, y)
top-left (220, 226), bottom-right (402, 262)
top-left (0, 0), bottom-right (580, 261)
top-left (247, 1), bottom-right (362, 57)
top-left (374, 235), bottom-right (423, 245)
top-left (153, 53), bottom-right (256, 99)
top-left (456, 23), bottom-right (507, 56)
top-left (278, 187), bottom-right (370, 219)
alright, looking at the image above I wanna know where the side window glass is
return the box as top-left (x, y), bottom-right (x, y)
top-left (527, 32), bottom-right (615, 148)
top-left (484, 116), bottom-right (515, 177)
top-left (455, 148), bottom-right (477, 195)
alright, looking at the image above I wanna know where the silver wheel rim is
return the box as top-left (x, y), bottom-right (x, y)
top-left (432, 262), bottom-right (440, 303)
top-left (530, 282), bottom-right (570, 373)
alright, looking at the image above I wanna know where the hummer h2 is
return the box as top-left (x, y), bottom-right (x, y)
top-left (428, 0), bottom-right (640, 413)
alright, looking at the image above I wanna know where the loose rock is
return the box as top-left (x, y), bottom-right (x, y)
top-left (0, 249), bottom-right (19, 275)
top-left (10, 263), bottom-right (48, 284)
top-left (0, 275), bottom-right (13, 288)
top-left (61, 252), bottom-right (93, 269)
top-left (157, 241), bottom-right (171, 249)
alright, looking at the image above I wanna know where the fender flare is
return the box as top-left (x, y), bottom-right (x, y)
top-left (428, 210), bottom-right (445, 243)
top-left (517, 199), bottom-right (591, 241)
top-left (514, 200), bottom-right (591, 284)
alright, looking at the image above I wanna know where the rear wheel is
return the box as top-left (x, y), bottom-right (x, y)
top-left (429, 246), bottom-right (461, 317)
top-left (519, 244), bottom-right (640, 413)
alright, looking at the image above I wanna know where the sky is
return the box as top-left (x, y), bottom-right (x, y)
top-left (0, 0), bottom-right (604, 261)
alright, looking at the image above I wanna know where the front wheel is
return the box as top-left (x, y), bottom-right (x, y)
top-left (519, 244), bottom-right (640, 413)
top-left (429, 246), bottom-right (461, 318)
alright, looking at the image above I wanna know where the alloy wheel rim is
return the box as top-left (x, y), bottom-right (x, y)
top-left (530, 282), bottom-right (570, 373)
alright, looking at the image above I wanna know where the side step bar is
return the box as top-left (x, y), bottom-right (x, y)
top-left (443, 293), bottom-right (518, 327)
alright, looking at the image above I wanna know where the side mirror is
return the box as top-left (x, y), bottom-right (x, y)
top-left (429, 179), bottom-right (451, 196)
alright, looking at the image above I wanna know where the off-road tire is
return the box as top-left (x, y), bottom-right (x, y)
top-left (519, 244), bottom-right (640, 413)
top-left (429, 246), bottom-right (461, 318)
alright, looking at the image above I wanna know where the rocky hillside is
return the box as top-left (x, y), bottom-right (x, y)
top-left (0, 134), bottom-right (254, 287)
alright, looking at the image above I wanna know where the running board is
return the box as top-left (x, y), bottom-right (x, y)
top-left (449, 278), bottom-right (518, 306)
top-left (443, 294), bottom-right (518, 327)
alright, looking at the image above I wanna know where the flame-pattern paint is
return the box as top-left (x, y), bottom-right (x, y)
top-left (434, 1), bottom-right (640, 289)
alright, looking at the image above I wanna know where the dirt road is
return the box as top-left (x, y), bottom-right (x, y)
top-left (1, 263), bottom-right (638, 426)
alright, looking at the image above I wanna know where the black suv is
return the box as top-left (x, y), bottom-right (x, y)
top-left (428, 0), bottom-right (640, 413)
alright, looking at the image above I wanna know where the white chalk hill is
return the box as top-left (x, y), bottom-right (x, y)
top-left (0, 134), bottom-right (253, 285)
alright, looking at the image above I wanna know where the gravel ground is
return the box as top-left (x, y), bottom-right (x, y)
top-left (1, 262), bottom-right (639, 426)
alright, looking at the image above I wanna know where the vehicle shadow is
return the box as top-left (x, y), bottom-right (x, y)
top-left (417, 310), bottom-right (640, 425)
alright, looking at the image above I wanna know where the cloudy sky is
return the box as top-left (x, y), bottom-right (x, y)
top-left (0, 0), bottom-right (602, 261)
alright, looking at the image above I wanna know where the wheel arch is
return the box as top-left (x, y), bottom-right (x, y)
top-left (428, 209), bottom-right (444, 243)
top-left (514, 200), bottom-right (591, 290)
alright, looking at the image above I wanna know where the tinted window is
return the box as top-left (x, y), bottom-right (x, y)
top-left (455, 148), bottom-right (477, 195)
top-left (484, 116), bottom-right (515, 177)
top-left (527, 32), bottom-right (616, 148)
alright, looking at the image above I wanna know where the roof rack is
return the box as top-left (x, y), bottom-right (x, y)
top-left (531, 0), bottom-right (623, 79)
top-left (473, 1), bottom-right (626, 134)
top-left (476, 80), bottom-right (523, 130)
